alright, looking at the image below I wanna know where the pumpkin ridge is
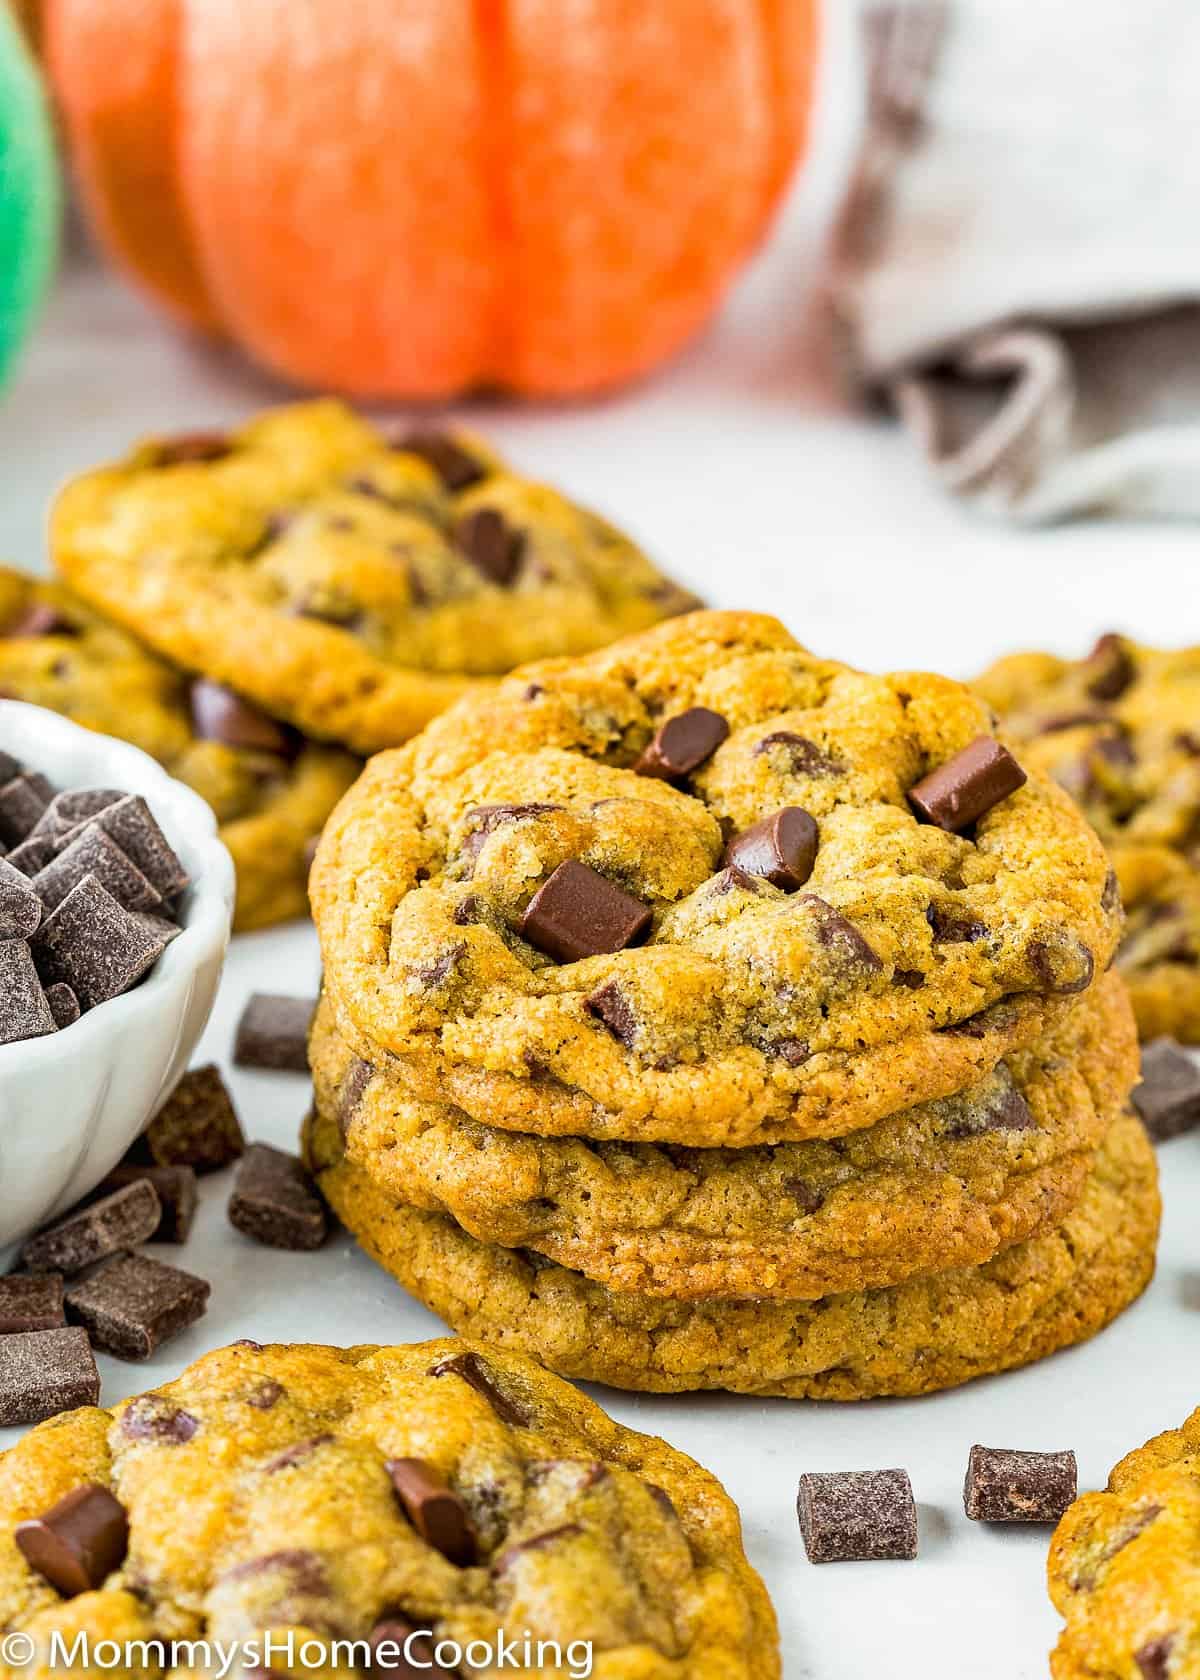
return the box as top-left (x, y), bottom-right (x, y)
top-left (474, 0), bottom-right (515, 386)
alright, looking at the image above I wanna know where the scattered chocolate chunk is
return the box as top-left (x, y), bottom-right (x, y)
top-left (228, 1144), bottom-right (328, 1249)
top-left (153, 431), bottom-right (231, 466)
top-left (585, 979), bottom-right (638, 1047)
top-left (0, 854), bottom-right (43, 936)
top-left (22, 1179), bottom-right (162, 1274)
top-left (0, 1328), bottom-right (99, 1425)
top-left (963, 1445), bottom-right (1077, 1522)
top-left (2, 601), bottom-right (78, 638)
top-left (65, 1252), bottom-right (210, 1360)
top-left (926, 902), bottom-right (988, 943)
top-left (15, 1483), bottom-right (128, 1595)
top-left (0, 771), bottom-right (52, 845)
top-left (55, 795), bottom-right (190, 900)
top-left (799, 895), bottom-right (883, 971)
top-left (1084, 632), bottom-right (1135, 701)
top-left (368, 1617), bottom-right (453, 1679)
top-left (723, 807), bottom-right (818, 890)
top-left (34, 824), bottom-right (163, 914)
top-left (1026, 934), bottom-right (1095, 996)
top-left (135, 1064), bottom-right (245, 1172)
top-left (797, 1469), bottom-right (918, 1563)
top-left (94, 1165), bottom-right (198, 1243)
top-left (388, 1458), bottom-right (478, 1566)
top-left (908, 738), bottom-right (1027, 832)
top-left (428, 1350), bottom-right (530, 1428)
top-left (1133, 1039), bottom-right (1200, 1140)
top-left (455, 507), bottom-right (525, 586)
top-left (755, 731), bottom-right (842, 777)
top-left (493, 1523), bottom-right (584, 1574)
top-left (397, 430), bottom-right (488, 492)
top-left (1134, 1637), bottom-right (1175, 1680)
top-left (0, 1274), bottom-right (65, 1333)
top-left (4, 833), bottom-right (57, 876)
top-left (634, 707), bottom-right (729, 781)
top-left (520, 861), bottom-right (651, 964)
top-left (31, 875), bottom-right (180, 1009)
top-left (119, 1393), bottom-right (200, 1443)
top-left (234, 994), bottom-right (315, 1071)
top-left (190, 679), bottom-right (297, 757)
top-left (0, 938), bottom-right (55, 1043)
top-left (44, 982), bottom-right (80, 1028)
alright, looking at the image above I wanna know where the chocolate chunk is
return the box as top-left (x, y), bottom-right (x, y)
top-left (94, 1165), bottom-right (198, 1243)
top-left (5, 833), bottom-right (57, 876)
top-left (926, 901), bottom-right (988, 943)
top-left (895, 969), bottom-right (926, 988)
top-left (412, 943), bottom-right (466, 990)
top-left (264, 1434), bottom-right (334, 1473)
top-left (34, 824), bottom-right (163, 914)
top-left (723, 807), bottom-right (818, 890)
top-left (191, 679), bottom-right (297, 757)
top-left (428, 1350), bottom-right (530, 1427)
top-left (338, 1058), bottom-right (373, 1142)
top-left (65, 1252), bottom-right (210, 1360)
top-left (55, 795), bottom-right (190, 900)
top-left (2, 601), bottom-right (78, 638)
top-left (520, 861), bottom-right (651, 964)
top-left (0, 771), bottom-right (52, 845)
top-left (799, 895), bottom-right (883, 971)
top-left (22, 1179), bottom-right (161, 1274)
top-left (908, 738), bottom-right (1027, 832)
top-left (1134, 1637), bottom-right (1175, 1680)
top-left (797, 1469), bottom-right (918, 1563)
top-left (119, 1393), bottom-right (200, 1443)
top-left (584, 979), bottom-right (638, 1047)
top-left (368, 1618), bottom-right (453, 1679)
top-left (153, 431), bottom-right (232, 466)
top-left (761, 1035), bottom-right (811, 1067)
top-left (0, 854), bottom-right (43, 936)
top-left (228, 1144), bottom-right (328, 1249)
top-left (1102, 868), bottom-right (1122, 914)
top-left (634, 708), bottom-right (729, 781)
top-left (1133, 1039), bottom-right (1200, 1140)
top-left (388, 1458), bottom-right (478, 1566)
top-left (233, 994), bottom-right (315, 1071)
top-left (455, 507), bottom-right (525, 585)
top-left (1084, 633), bottom-right (1135, 701)
top-left (943, 1071), bottom-right (1036, 1139)
top-left (492, 1523), bottom-right (584, 1574)
top-left (246, 1378), bottom-right (285, 1410)
top-left (1027, 934), bottom-right (1095, 996)
top-left (754, 731), bottom-right (842, 777)
top-left (31, 875), bottom-right (179, 1009)
top-left (0, 749), bottom-right (19, 783)
top-left (137, 1064), bottom-right (245, 1172)
top-left (461, 802), bottom-right (562, 864)
top-left (963, 1445), bottom-right (1076, 1522)
top-left (0, 1274), bottom-right (65, 1333)
top-left (15, 1483), bottom-right (128, 1595)
top-left (0, 1328), bottom-right (99, 1425)
top-left (397, 430), bottom-right (488, 492)
top-left (0, 939), bottom-right (55, 1043)
top-left (49, 789), bottom-right (124, 830)
top-left (44, 982), bottom-right (80, 1028)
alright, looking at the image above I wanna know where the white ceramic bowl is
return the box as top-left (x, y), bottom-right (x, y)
top-left (0, 702), bottom-right (234, 1267)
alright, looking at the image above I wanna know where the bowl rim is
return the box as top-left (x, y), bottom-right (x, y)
top-left (0, 698), bottom-right (234, 1070)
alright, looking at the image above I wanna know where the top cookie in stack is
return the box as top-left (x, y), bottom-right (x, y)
top-left (308, 611), bottom-right (1158, 1399)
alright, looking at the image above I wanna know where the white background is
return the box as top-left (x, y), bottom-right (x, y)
top-left (1, 5), bottom-right (1197, 1674)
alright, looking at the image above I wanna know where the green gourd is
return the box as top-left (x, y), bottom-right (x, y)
top-left (0, 2), bottom-right (58, 388)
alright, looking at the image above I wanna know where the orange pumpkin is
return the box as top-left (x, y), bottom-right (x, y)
top-left (46, 0), bottom-right (817, 397)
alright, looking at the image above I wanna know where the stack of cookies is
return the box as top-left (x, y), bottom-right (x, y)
top-left (5, 399), bottom-right (694, 928)
top-left (306, 611), bottom-right (1161, 1399)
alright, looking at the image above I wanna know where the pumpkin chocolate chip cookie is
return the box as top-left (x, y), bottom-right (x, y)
top-left (302, 1106), bottom-right (1159, 1401)
top-left (312, 610), bottom-right (1121, 1148)
top-left (311, 969), bottom-right (1138, 1301)
top-left (1048, 1403), bottom-right (1200, 1680)
top-left (976, 634), bottom-right (1200, 1041)
top-left (0, 1340), bottom-right (778, 1679)
top-left (52, 400), bottom-right (700, 756)
top-left (0, 568), bottom-right (358, 930)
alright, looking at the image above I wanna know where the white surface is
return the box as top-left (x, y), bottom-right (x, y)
top-left (0, 702), bottom-right (233, 1263)
top-left (1, 52), bottom-right (1198, 1677)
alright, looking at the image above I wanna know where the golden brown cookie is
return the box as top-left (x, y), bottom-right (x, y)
top-left (52, 401), bottom-right (699, 755)
top-left (313, 610), bottom-right (1121, 1147)
top-left (977, 635), bottom-right (1200, 1042)
top-left (0, 1340), bottom-right (777, 1679)
top-left (303, 1107), bottom-right (1159, 1401)
top-left (312, 970), bottom-right (1137, 1301)
top-left (1048, 1404), bottom-right (1200, 1680)
top-left (0, 568), bottom-right (358, 931)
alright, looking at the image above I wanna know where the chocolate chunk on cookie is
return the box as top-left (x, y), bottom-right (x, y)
top-left (909, 738), bottom-right (1027, 832)
top-left (520, 862), bottom-right (651, 963)
top-left (15, 1483), bottom-right (128, 1593)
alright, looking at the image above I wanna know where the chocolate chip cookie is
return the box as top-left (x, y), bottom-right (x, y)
top-left (313, 610), bottom-right (1121, 1147)
top-left (1048, 1403), bottom-right (1200, 1680)
top-left (303, 1107), bottom-right (1159, 1400)
top-left (312, 969), bottom-right (1137, 1300)
top-left (52, 401), bottom-right (700, 755)
top-left (0, 1340), bottom-right (777, 1678)
top-left (0, 567), bottom-right (358, 931)
top-left (976, 635), bottom-right (1200, 1041)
